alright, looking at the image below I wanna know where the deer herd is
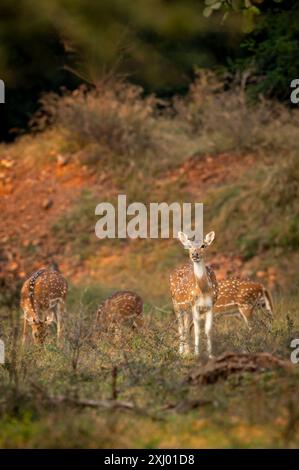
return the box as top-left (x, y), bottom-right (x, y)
top-left (20, 231), bottom-right (274, 358)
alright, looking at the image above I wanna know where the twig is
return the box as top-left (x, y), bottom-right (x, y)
top-left (45, 394), bottom-right (135, 410)
top-left (111, 366), bottom-right (118, 400)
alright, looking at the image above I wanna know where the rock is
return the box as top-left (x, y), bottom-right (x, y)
top-left (42, 198), bottom-right (53, 210)
top-left (186, 352), bottom-right (293, 385)
top-left (8, 261), bottom-right (18, 272)
top-left (57, 154), bottom-right (69, 166)
top-left (1, 158), bottom-right (14, 169)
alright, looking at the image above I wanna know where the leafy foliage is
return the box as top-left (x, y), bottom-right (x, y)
top-left (204, 0), bottom-right (284, 32)
top-left (229, 2), bottom-right (299, 100)
top-left (0, 0), bottom-right (238, 141)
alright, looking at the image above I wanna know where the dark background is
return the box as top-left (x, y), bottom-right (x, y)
top-left (0, 0), bottom-right (298, 141)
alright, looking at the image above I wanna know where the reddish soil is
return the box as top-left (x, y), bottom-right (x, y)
top-left (1, 150), bottom-right (276, 298)
top-left (0, 155), bottom-right (96, 282)
top-left (168, 152), bottom-right (255, 191)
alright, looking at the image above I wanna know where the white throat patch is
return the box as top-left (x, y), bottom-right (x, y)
top-left (193, 261), bottom-right (206, 279)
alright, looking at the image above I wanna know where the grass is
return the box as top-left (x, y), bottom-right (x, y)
top-left (174, 69), bottom-right (299, 155)
top-left (1, 296), bottom-right (299, 448)
top-left (204, 152), bottom-right (299, 293)
top-left (51, 189), bottom-right (99, 262)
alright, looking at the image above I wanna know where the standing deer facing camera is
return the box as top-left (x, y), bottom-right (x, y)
top-left (170, 231), bottom-right (218, 358)
top-left (20, 267), bottom-right (68, 345)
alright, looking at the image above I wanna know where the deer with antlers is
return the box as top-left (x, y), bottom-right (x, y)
top-left (20, 266), bottom-right (68, 345)
top-left (169, 231), bottom-right (218, 358)
top-left (214, 278), bottom-right (274, 327)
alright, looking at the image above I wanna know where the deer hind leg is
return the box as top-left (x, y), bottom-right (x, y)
top-left (205, 309), bottom-right (213, 359)
top-left (261, 292), bottom-right (273, 322)
top-left (238, 304), bottom-right (253, 329)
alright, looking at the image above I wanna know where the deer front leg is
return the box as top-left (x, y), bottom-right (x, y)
top-left (205, 309), bottom-right (213, 359)
top-left (192, 304), bottom-right (200, 356)
top-left (176, 308), bottom-right (190, 356)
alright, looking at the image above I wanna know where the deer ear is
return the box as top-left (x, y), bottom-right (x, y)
top-left (177, 231), bottom-right (191, 247)
top-left (204, 231), bottom-right (215, 246)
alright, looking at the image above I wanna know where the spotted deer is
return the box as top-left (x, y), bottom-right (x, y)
top-left (20, 267), bottom-right (68, 345)
top-left (169, 231), bottom-right (218, 358)
top-left (214, 278), bottom-right (274, 327)
top-left (96, 291), bottom-right (143, 330)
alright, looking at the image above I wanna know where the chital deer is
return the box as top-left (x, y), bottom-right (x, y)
top-left (214, 278), bottom-right (274, 327)
top-left (20, 267), bottom-right (68, 345)
top-left (169, 231), bottom-right (218, 358)
top-left (96, 291), bottom-right (143, 330)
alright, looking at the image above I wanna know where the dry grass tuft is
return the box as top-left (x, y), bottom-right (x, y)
top-left (0, 297), bottom-right (299, 448)
top-left (175, 69), bottom-right (299, 155)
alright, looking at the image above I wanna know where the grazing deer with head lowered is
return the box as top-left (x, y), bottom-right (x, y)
top-left (96, 290), bottom-right (143, 331)
top-left (169, 231), bottom-right (218, 358)
top-left (214, 278), bottom-right (274, 327)
top-left (20, 266), bottom-right (68, 345)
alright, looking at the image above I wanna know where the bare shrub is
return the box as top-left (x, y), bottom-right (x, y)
top-left (206, 151), bottom-right (299, 259)
top-left (175, 70), bottom-right (299, 154)
top-left (30, 72), bottom-right (299, 167)
top-left (65, 307), bottom-right (94, 372)
top-left (33, 80), bottom-right (161, 158)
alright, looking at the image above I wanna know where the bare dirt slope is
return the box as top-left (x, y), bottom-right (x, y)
top-left (0, 147), bottom-right (275, 303)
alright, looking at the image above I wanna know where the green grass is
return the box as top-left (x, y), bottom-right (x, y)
top-left (1, 296), bottom-right (299, 448)
top-left (51, 189), bottom-right (99, 262)
top-left (206, 153), bottom-right (299, 260)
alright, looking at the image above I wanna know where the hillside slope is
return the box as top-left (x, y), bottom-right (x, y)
top-left (1, 76), bottom-right (299, 308)
top-left (1, 78), bottom-right (299, 449)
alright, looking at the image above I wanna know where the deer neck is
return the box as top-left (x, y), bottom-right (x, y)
top-left (193, 260), bottom-right (210, 292)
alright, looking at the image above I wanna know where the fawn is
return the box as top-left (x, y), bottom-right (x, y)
top-left (169, 231), bottom-right (218, 358)
top-left (96, 290), bottom-right (143, 330)
top-left (20, 266), bottom-right (68, 344)
top-left (214, 278), bottom-right (274, 327)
